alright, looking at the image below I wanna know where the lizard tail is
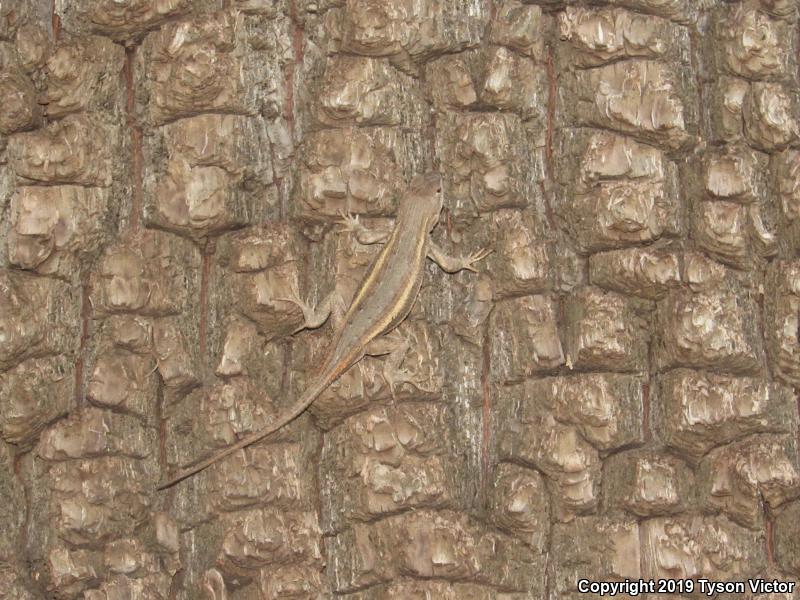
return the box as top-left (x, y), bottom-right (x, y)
top-left (156, 383), bottom-right (325, 490)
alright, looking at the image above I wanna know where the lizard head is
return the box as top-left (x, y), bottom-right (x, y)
top-left (406, 172), bottom-right (444, 231)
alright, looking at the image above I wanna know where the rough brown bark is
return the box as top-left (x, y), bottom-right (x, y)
top-left (1, 0), bottom-right (800, 598)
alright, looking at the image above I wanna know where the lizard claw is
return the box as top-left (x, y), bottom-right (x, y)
top-left (274, 280), bottom-right (302, 306)
top-left (274, 283), bottom-right (315, 333)
top-left (462, 247), bottom-right (493, 273)
top-left (337, 209), bottom-right (364, 236)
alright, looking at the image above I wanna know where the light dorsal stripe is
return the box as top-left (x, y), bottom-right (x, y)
top-left (344, 221), bottom-right (400, 320)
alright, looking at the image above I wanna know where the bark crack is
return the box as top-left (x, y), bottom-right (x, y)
top-left (124, 46), bottom-right (144, 232)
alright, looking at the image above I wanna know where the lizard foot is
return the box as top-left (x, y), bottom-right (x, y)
top-left (383, 362), bottom-right (417, 399)
top-left (275, 283), bottom-right (320, 332)
top-left (460, 247), bottom-right (493, 273)
top-left (337, 209), bottom-right (366, 236)
top-left (337, 209), bottom-right (391, 245)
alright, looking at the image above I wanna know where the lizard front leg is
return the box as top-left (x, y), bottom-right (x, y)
top-left (427, 239), bottom-right (492, 273)
top-left (339, 210), bottom-right (391, 245)
top-left (277, 213), bottom-right (388, 333)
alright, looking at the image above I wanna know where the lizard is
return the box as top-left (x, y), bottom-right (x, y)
top-left (157, 172), bottom-right (490, 489)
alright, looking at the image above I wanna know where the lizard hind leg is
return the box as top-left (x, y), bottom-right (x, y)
top-left (276, 283), bottom-right (345, 334)
top-left (366, 330), bottom-right (433, 398)
top-left (427, 240), bottom-right (492, 273)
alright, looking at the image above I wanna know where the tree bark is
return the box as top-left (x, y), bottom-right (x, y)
top-left (1, 0), bottom-right (799, 597)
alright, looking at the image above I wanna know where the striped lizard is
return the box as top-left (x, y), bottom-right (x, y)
top-left (157, 172), bottom-right (489, 489)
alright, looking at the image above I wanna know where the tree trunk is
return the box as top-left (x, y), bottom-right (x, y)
top-left (1, 0), bottom-right (799, 597)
